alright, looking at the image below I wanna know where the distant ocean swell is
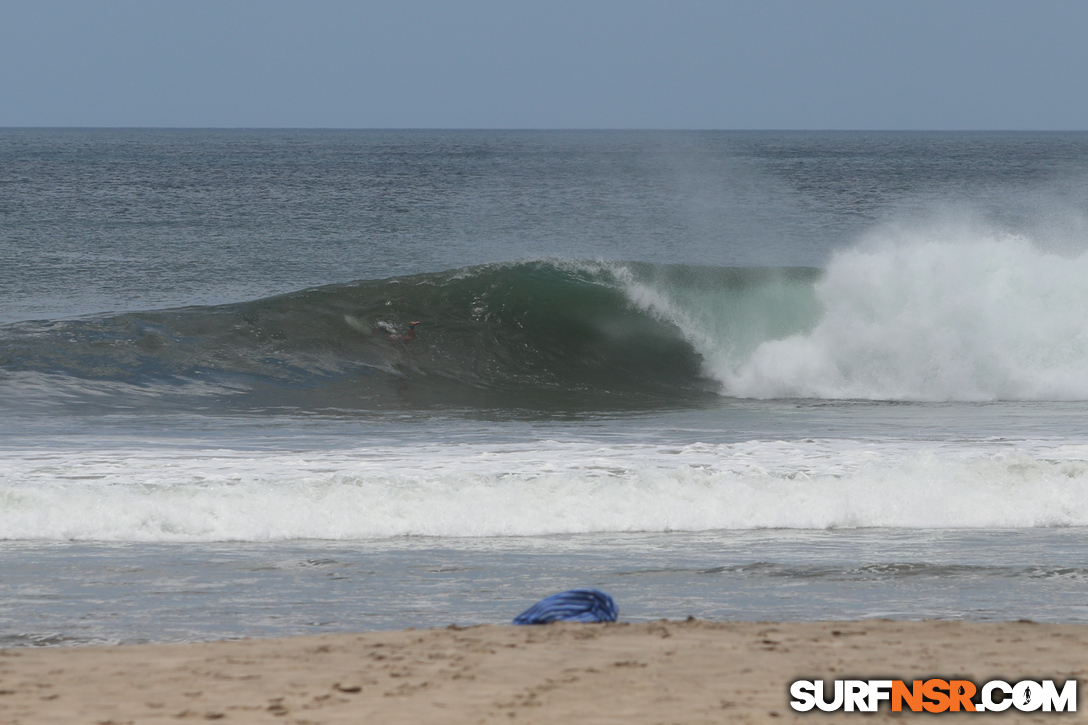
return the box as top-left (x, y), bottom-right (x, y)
top-left (3, 440), bottom-right (1088, 541)
top-left (2, 233), bottom-right (1088, 407)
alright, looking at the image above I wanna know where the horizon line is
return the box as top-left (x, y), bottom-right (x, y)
top-left (3, 126), bottom-right (1087, 133)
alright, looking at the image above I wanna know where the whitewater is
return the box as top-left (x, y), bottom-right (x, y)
top-left (4, 437), bottom-right (1088, 541)
top-left (711, 235), bottom-right (1088, 400)
top-left (3, 129), bottom-right (1088, 644)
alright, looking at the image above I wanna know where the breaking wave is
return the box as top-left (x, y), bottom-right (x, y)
top-left (2, 231), bottom-right (1088, 409)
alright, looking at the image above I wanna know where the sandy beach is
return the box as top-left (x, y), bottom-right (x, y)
top-left (1, 619), bottom-right (1085, 724)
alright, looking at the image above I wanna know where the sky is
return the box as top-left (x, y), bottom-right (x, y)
top-left (1, 0), bottom-right (1086, 130)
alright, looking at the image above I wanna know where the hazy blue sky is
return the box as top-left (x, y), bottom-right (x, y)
top-left (2, 0), bottom-right (1086, 129)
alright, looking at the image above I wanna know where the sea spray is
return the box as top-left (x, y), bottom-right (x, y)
top-left (714, 235), bottom-right (1088, 400)
top-left (609, 234), bottom-right (1088, 401)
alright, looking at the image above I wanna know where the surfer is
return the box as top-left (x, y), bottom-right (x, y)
top-left (389, 321), bottom-right (420, 342)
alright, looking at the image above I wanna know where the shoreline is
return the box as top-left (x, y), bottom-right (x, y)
top-left (1, 619), bottom-right (1086, 724)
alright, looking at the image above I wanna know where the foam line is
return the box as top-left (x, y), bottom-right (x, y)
top-left (3, 440), bottom-right (1087, 541)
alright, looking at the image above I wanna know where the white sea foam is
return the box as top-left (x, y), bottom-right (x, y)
top-left (3, 438), bottom-right (1088, 541)
top-left (622, 230), bottom-right (1088, 401)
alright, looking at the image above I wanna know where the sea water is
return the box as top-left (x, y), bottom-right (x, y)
top-left (3, 129), bottom-right (1088, 646)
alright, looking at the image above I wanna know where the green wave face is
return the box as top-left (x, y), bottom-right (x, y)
top-left (0, 260), bottom-right (823, 412)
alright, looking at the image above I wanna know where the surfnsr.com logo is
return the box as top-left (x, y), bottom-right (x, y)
top-left (790, 679), bottom-right (1077, 713)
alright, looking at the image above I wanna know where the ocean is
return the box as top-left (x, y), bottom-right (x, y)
top-left (3, 129), bottom-right (1088, 647)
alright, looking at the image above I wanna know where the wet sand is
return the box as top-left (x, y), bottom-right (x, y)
top-left (1, 619), bottom-right (1085, 724)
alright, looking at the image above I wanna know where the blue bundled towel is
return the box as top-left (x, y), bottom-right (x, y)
top-left (512, 588), bottom-right (619, 625)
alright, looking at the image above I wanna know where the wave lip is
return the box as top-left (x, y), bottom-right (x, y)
top-left (0, 260), bottom-right (769, 411)
top-left (4, 236), bottom-right (1088, 409)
